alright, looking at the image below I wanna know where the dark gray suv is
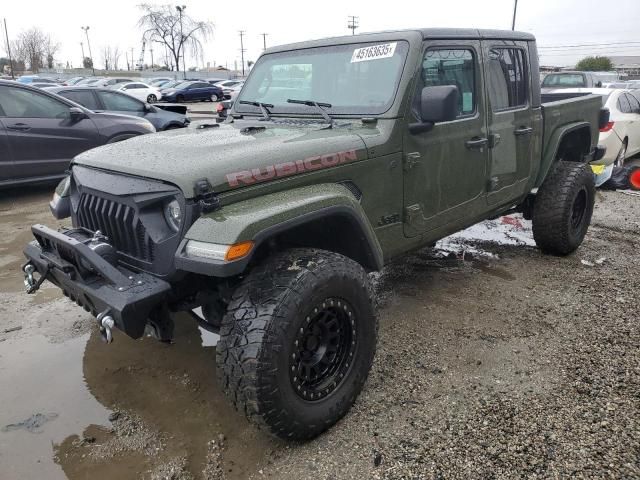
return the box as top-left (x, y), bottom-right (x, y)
top-left (0, 80), bottom-right (156, 188)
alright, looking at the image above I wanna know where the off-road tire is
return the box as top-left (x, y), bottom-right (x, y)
top-left (216, 248), bottom-right (377, 440)
top-left (532, 161), bottom-right (595, 255)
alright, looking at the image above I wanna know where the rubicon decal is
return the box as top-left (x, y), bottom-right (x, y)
top-left (226, 150), bottom-right (358, 187)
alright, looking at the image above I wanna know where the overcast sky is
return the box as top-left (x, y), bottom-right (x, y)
top-left (2, 0), bottom-right (640, 70)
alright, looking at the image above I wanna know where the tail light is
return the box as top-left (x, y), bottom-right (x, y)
top-left (600, 121), bottom-right (614, 133)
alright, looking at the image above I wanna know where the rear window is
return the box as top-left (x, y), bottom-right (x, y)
top-left (59, 90), bottom-right (100, 110)
top-left (542, 74), bottom-right (586, 88)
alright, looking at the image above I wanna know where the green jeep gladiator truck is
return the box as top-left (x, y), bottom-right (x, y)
top-left (24, 28), bottom-right (607, 440)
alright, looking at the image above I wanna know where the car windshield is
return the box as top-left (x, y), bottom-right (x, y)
top-left (542, 74), bottom-right (586, 88)
top-left (236, 40), bottom-right (409, 116)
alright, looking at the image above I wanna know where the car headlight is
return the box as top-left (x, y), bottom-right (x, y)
top-left (164, 199), bottom-right (182, 231)
top-left (50, 175), bottom-right (71, 219)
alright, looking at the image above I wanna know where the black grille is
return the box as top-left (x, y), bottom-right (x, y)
top-left (76, 193), bottom-right (154, 262)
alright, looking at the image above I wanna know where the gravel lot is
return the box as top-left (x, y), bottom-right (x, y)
top-left (0, 183), bottom-right (638, 479)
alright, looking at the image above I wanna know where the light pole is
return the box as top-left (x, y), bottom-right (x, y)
top-left (261, 33), bottom-right (268, 51)
top-left (176, 5), bottom-right (187, 79)
top-left (81, 26), bottom-right (95, 75)
top-left (511, 0), bottom-right (518, 30)
top-left (4, 18), bottom-right (15, 79)
top-left (239, 31), bottom-right (246, 76)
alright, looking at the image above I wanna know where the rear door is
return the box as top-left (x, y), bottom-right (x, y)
top-left (0, 85), bottom-right (101, 179)
top-left (481, 41), bottom-right (536, 206)
top-left (94, 90), bottom-right (145, 119)
top-left (403, 40), bottom-right (489, 236)
top-left (0, 119), bottom-right (15, 182)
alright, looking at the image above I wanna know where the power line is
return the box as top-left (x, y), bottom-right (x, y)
top-left (539, 41), bottom-right (640, 49)
top-left (347, 16), bottom-right (359, 35)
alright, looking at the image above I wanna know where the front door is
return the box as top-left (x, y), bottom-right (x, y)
top-left (0, 123), bottom-right (15, 182)
top-left (0, 85), bottom-right (100, 179)
top-left (482, 41), bottom-right (535, 206)
top-left (403, 41), bottom-right (489, 237)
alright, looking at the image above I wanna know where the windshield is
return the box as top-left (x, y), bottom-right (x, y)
top-left (236, 40), bottom-right (409, 116)
top-left (542, 73), bottom-right (586, 88)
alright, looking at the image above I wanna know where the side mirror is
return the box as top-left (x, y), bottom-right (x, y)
top-left (409, 85), bottom-right (459, 134)
top-left (595, 81), bottom-right (603, 88)
top-left (69, 107), bottom-right (88, 121)
top-left (144, 103), bottom-right (153, 112)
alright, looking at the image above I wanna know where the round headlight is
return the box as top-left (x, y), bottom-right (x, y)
top-left (164, 199), bottom-right (182, 231)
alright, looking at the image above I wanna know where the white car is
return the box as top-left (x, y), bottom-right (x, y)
top-left (92, 78), bottom-right (133, 88)
top-left (223, 82), bottom-right (245, 100)
top-left (548, 88), bottom-right (640, 167)
top-left (113, 82), bottom-right (162, 103)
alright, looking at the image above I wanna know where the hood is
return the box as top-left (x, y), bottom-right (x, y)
top-left (74, 120), bottom-right (368, 197)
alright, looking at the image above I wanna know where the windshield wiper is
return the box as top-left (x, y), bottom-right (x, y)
top-left (286, 99), bottom-right (333, 128)
top-left (238, 100), bottom-right (273, 120)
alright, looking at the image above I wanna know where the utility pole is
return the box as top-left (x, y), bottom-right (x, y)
top-left (3, 18), bottom-right (15, 79)
top-left (239, 30), bottom-right (246, 76)
top-left (260, 33), bottom-right (268, 51)
top-left (80, 41), bottom-right (85, 63)
top-left (81, 26), bottom-right (95, 75)
top-left (511, 0), bottom-right (518, 30)
top-left (150, 47), bottom-right (154, 70)
top-left (176, 5), bottom-right (187, 78)
top-left (347, 16), bottom-right (359, 35)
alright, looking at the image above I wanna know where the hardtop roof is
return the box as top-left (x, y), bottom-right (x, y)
top-left (265, 28), bottom-right (535, 54)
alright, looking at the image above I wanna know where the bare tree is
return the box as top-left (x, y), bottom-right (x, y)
top-left (13, 28), bottom-right (48, 72)
top-left (137, 4), bottom-right (213, 75)
top-left (101, 46), bottom-right (122, 71)
top-left (45, 35), bottom-right (59, 69)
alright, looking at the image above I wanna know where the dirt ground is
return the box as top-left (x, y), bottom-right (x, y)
top-left (0, 183), bottom-right (638, 479)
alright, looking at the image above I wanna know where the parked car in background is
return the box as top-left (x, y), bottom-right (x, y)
top-left (16, 76), bottom-right (58, 85)
top-left (222, 81), bottom-right (244, 100)
top-left (161, 81), bottom-right (223, 102)
top-left (602, 82), bottom-right (629, 89)
top-left (63, 76), bottom-right (86, 86)
top-left (206, 78), bottom-right (227, 85)
top-left (31, 82), bottom-right (63, 89)
top-left (214, 79), bottom-right (243, 89)
top-left (47, 86), bottom-right (190, 131)
top-left (626, 80), bottom-right (640, 90)
top-left (0, 80), bottom-right (156, 187)
top-left (541, 71), bottom-right (605, 92)
top-left (546, 88), bottom-right (640, 167)
top-left (148, 77), bottom-right (174, 86)
top-left (76, 77), bottom-right (105, 86)
top-left (92, 78), bottom-right (133, 88)
top-left (158, 80), bottom-right (185, 92)
top-left (110, 82), bottom-right (162, 103)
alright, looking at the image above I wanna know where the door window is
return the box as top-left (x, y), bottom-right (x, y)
top-left (58, 90), bottom-right (101, 111)
top-left (97, 91), bottom-right (143, 111)
top-left (626, 93), bottom-right (640, 114)
top-left (0, 86), bottom-right (70, 118)
top-left (617, 95), bottom-right (631, 114)
top-left (486, 48), bottom-right (528, 110)
top-left (415, 48), bottom-right (476, 118)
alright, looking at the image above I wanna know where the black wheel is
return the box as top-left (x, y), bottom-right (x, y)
top-left (532, 161), bottom-right (595, 255)
top-left (176, 94), bottom-right (185, 103)
top-left (147, 94), bottom-right (157, 103)
top-left (216, 248), bottom-right (377, 440)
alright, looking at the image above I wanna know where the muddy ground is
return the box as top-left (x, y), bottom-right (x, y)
top-left (0, 182), bottom-right (638, 479)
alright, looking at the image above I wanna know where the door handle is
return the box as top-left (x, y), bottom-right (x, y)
top-left (514, 126), bottom-right (533, 136)
top-left (465, 137), bottom-right (488, 150)
top-left (6, 123), bottom-right (31, 131)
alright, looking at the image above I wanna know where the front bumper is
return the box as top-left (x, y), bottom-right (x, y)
top-left (23, 224), bottom-right (171, 339)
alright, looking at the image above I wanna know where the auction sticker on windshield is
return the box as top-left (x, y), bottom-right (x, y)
top-left (351, 42), bottom-right (397, 63)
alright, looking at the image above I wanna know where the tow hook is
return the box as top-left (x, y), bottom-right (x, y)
top-left (23, 264), bottom-right (36, 292)
top-left (97, 310), bottom-right (115, 343)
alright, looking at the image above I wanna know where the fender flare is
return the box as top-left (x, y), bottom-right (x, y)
top-left (536, 121), bottom-right (592, 187)
top-left (175, 184), bottom-right (384, 277)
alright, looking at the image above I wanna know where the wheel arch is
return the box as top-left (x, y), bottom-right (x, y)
top-left (536, 122), bottom-right (593, 187)
top-left (175, 184), bottom-right (384, 276)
